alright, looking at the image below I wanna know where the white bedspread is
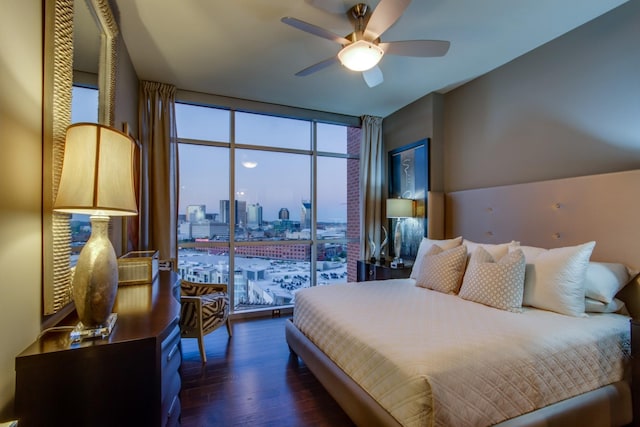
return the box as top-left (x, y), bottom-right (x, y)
top-left (293, 279), bottom-right (631, 427)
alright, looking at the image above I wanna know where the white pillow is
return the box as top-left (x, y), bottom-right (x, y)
top-left (585, 297), bottom-right (626, 314)
top-left (515, 241), bottom-right (596, 316)
top-left (583, 262), bottom-right (633, 304)
top-left (410, 236), bottom-right (462, 280)
top-left (463, 239), bottom-right (520, 261)
top-left (415, 244), bottom-right (467, 294)
top-left (459, 247), bottom-right (526, 312)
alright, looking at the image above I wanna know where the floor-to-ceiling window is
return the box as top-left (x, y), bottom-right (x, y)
top-left (176, 102), bottom-right (360, 313)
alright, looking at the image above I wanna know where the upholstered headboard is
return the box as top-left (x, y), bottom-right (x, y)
top-left (445, 169), bottom-right (640, 317)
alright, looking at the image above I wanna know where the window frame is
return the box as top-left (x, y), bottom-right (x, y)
top-left (176, 100), bottom-right (360, 313)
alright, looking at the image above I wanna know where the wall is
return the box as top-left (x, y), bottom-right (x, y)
top-left (111, 32), bottom-right (140, 255)
top-left (0, 0), bottom-right (43, 419)
top-left (383, 93), bottom-right (445, 193)
top-left (443, 0), bottom-right (640, 192)
top-left (383, 93), bottom-right (446, 240)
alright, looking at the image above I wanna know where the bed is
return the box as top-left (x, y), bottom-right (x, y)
top-left (286, 169), bottom-right (640, 427)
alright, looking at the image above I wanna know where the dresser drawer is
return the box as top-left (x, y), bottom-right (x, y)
top-left (161, 326), bottom-right (181, 384)
top-left (165, 394), bottom-right (181, 427)
top-left (161, 325), bottom-right (181, 426)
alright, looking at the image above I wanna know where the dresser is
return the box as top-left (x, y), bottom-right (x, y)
top-left (356, 260), bottom-right (412, 282)
top-left (15, 271), bottom-right (182, 427)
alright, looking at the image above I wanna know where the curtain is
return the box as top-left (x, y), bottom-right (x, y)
top-left (359, 115), bottom-right (384, 261)
top-left (138, 81), bottom-right (178, 266)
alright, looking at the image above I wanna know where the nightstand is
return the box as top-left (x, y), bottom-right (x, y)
top-left (356, 260), bottom-right (412, 282)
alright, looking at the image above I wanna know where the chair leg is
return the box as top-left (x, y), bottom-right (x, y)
top-left (197, 331), bottom-right (207, 364)
top-left (226, 317), bottom-right (233, 337)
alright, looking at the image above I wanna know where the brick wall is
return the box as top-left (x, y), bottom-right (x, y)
top-left (347, 126), bottom-right (361, 282)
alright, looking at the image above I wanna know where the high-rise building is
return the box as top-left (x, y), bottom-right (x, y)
top-left (278, 207), bottom-right (290, 220)
top-left (247, 203), bottom-right (263, 228)
top-left (220, 200), bottom-right (247, 226)
top-left (301, 200), bottom-right (312, 230)
top-left (186, 205), bottom-right (206, 222)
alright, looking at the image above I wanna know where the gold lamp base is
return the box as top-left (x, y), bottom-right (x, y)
top-left (73, 215), bottom-right (119, 328)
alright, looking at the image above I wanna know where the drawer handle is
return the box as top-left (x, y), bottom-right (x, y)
top-left (167, 343), bottom-right (179, 362)
top-left (168, 395), bottom-right (178, 418)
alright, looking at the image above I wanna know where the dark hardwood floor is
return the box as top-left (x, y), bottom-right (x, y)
top-left (179, 316), bottom-right (356, 427)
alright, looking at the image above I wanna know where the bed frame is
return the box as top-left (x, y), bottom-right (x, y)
top-left (287, 169), bottom-right (640, 427)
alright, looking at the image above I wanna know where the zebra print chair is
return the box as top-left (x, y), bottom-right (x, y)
top-left (179, 281), bottom-right (232, 363)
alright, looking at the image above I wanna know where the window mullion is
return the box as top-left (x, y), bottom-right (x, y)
top-left (229, 111), bottom-right (236, 306)
top-left (311, 122), bottom-right (318, 287)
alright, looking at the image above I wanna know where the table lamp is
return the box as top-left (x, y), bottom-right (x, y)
top-left (54, 123), bottom-right (138, 341)
top-left (386, 198), bottom-right (415, 268)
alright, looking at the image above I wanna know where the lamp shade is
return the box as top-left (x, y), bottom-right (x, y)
top-left (54, 123), bottom-right (138, 217)
top-left (386, 198), bottom-right (414, 218)
top-left (338, 40), bottom-right (384, 72)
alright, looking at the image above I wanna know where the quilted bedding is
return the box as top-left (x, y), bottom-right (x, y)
top-left (293, 279), bottom-right (631, 427)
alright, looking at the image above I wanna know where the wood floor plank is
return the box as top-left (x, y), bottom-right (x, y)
top-left (180, 316), bottom-right (356, 426)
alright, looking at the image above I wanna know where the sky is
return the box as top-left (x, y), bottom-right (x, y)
top-left (176, 103), bottom-right (352, 223)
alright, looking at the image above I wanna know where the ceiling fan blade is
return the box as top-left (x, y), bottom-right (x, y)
top-left (362, 66), bottom-right (384, 88)
top-left (380, 40), bottom-right (450, 57)
top-left (364, 0), bottom-right (411, 40)
top-left (295, 56), bottom-right (340, 76)
top-left (281, 17), bottom-right (351, 45)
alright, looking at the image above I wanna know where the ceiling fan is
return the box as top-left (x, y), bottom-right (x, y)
top-left (281, 0), bottom-right (450, 88)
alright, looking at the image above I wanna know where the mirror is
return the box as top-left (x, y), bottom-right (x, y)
top-left (43, 0), bottom-right (118, 316)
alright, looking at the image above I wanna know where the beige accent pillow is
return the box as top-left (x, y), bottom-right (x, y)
top-left (415, 244), bottom-right (467, 294)
top-left (515, 241), bottom-right (596, 317)
top-left (410, 236), bottom-right (463, 280)
top-left (462, 239), bottom-right (520, 262)
top-left (459, 247), bottom-right (526, 312)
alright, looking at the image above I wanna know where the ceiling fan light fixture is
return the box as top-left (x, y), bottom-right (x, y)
top-left (338, 40), bottom-right (384, 72)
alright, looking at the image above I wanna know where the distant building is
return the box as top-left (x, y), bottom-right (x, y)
top-left (178, 222), bottom-right (192, 241)
top-left (192, 222), bottom-right (229, 239)
top-left (220, 200), bottom-right (247, 226)
top-left (186, 205), bottom-right (206, 222)
top-left (247, 203), bottom-right (263, 228)
top-left (271, 219), bottom-right (294, 234)
top-left (278, 207), bottom-right (290, 220)
top-left (300, 200), bottom-right (312, 230)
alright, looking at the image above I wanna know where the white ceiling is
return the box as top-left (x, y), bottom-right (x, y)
top-left (109, 0), bottom-right (628, 118)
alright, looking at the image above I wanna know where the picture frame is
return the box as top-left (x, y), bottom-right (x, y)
top-left (388, 138), bottom-right (430, 259)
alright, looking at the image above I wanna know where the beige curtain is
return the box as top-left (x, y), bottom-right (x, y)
top-left (359, 115), bottom-right (384, 261)
top-left (138, 81), bottom-right (178, 265)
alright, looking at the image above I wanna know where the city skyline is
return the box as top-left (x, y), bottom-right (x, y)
top-left (181, 198), bottom-right (345, 226)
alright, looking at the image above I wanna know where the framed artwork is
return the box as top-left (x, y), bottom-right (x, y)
top-left (388, 138), bottom-right (429, 259)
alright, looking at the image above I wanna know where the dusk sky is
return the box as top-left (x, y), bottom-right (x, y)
top-left (176, 104), bottom-right (351, 223)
